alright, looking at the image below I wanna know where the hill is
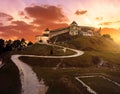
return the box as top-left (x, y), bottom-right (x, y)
top-left (58, 35), bottom-right (120, 67)
top-left (18, 35), bottom-right (120, 68)
top-left (2, 35), bottom-right (120, 94)
top-left (15, 43), bottom-right (75, 56)
top-left (56, 35), bottom-right (120, 52)
top-left (18, 37), bottom-right (120, 94)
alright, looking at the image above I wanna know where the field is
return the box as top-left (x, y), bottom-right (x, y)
top-left (18, 42), bottom-right (120, 94)
top-left (16, 57), bottom-right (120, 94)
top-left (1, 37), bottom-right (120, 94)
top-left (76, 74), bottom-right (120, 94)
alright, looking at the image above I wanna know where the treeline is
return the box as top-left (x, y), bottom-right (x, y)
top-left (0, 38), bottom-right (33, 55)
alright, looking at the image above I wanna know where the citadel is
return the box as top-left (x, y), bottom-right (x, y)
top-left (35, 21), bottom-right (101, 43)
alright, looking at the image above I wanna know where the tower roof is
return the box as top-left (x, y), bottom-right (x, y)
top-left (44, 28), bottom-right (49, 31)
top-left (71, 21), bottom-right (78, 25)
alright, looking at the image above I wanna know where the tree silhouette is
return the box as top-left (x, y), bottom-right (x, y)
top-left (0, 38), bottom-right (33, 53)
top-left (12, 40), bottom-right (21, 50)
top-left (20, 38), bottom-right (26, 48)
top-left (27, 41), bottom-right (33, 46)
top-left (5, 40), bottom-right (12, 51)
top-left (0, 39), bottom-right (5, 54)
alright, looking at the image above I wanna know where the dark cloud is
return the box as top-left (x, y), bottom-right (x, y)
top-left (0, 12), bottom-right (13, 21)
top-left (0, 23), bottom-right (3, 26)
top-left (19, 11), bottom-right (25, 16)
top-left (0, 5), bottom-right (69, 42)
top-left (25, 5), bottom-right (69, 28)
top-left (0, 20), bottom-right (40, 42)
top-left (24, 16), bottom-right (30, 19)
top-left (18, 11), bottom-right (30, 19)
top-left (0, 12), bottom-right (13, 26)
top-left (75, 10), bottom-right (87, 15)
top-left (11, 20), bottom-right (28, 26)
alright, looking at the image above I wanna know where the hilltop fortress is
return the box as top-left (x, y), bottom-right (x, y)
top-left (35, 21), bottom-right (101, 43)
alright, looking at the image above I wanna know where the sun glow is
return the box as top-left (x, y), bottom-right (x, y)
top-left (0, 0), bottom-right (120, 43)
top-left (85, 18), bottom-right (92, 25)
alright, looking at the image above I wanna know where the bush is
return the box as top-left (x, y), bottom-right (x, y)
top-left (92, 56), bottom-right (101, 65)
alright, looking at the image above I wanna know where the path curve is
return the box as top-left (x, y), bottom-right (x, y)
top-left (11, 43), bottom-right (84, 94)
top-left (0, 61), bottom-right (4, 69)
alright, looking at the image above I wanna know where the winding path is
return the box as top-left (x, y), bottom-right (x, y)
top-left (11, 43), bottom-right (84, 94)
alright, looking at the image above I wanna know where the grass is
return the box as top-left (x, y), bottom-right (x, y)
top-left (2, 35), bottom-right (120, 94)
top-left (0, 52), bottom-right (21, 94)
top-left (31, 67), bottom-right (86, 94)
top-left (86, 51), bottom-right (120, 65)
top-left (80, 76), bottom-right (120, 94)
top-left (19, 56), bottom-right (61, 67)
top-left (17, 41), bottom-right (120, 94)
top-left (18, 41), bottom-right (120, 94)
top-left (13, 43), bottom-right (75, 56)
top-left (3, 51), bottom-right (120, 94)
top-left (15, 38), bottom-right (120, 68)
top-left (61, 36), bottom-right (120, 52)
top-left (19, 50), bottom-right (120, 68)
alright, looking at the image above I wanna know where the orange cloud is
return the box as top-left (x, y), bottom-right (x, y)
top-left (0, 12), bottom-right (13, 21)
top-left (19, 11), bottom-right (25, 16)
top-left (11, 20), bottom-right (28, 26)
top-left (75, 10), bottom-right (87, 15)
top-left (0, 5), bottom-right (69, 42)
top-left (100, 22), bottom-right (113, 25)
top-left (96, 17), bottom-right (103, 20)
top-left (0, 12), bottom-right (13, 26)
top-left (24, 5), bottom-right (69, 33)
top-left (0, 23), bottom-right (3, 26)
top-left (25, 5), bottom-right (68, 24)
top-left (0, 20), bottom-right (39, 42)
top-left (18, 11), bottom-right (30, 19)
top-left (100, 20), bottom-right (120, 25)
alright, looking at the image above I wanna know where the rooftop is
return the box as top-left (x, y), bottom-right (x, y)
top-left (44, 28), bottom-right (50, 32)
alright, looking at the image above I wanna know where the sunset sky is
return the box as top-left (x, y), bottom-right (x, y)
top-left (0, 0), bottom-right (120, 43)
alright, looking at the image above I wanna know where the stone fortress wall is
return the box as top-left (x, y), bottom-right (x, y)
top-left (35, 21), bottom-right (101, 43)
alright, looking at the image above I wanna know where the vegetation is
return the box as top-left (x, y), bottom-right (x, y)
top-left (15, 43), bottom-right (75, 56)
top-left (0, 38), bottom-right (32, 94)
top-left (63, 36), bottom-right (120, 52)
top-left (0, 52), bottom-right (21, 94)
top-left (80, 76), bottom-right (120, 94)
top-left (0, 38), bottom-right (33, 56)
top-left (17, 35), bottom-right (120, 94)
top-left (2, 35), bottom-right (120, 94)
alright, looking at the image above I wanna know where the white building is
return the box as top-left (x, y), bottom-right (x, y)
top-left (35, 21), bottom-right (101, 43)
top-left (35, 28), bottom-right (50, 43)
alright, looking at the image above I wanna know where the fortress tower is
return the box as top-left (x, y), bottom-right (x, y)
top-left (69, 21), bottom-right (79, 36)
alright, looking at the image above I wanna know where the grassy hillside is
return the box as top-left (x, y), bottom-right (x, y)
top-left (3, 35), bottom-right (120, 94)
top-left (0, 53), bottom-right (21, 94)
top-left (18, 38), bottom-right (120, 94)
top-left (19, 36), bottom-right (120, 68)
top-left (60, 36), bottom-right (120, 67)
top-left (61, 36), bottom-right (120, 52)
top-left (12, 43), bottom-right (75, 56)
